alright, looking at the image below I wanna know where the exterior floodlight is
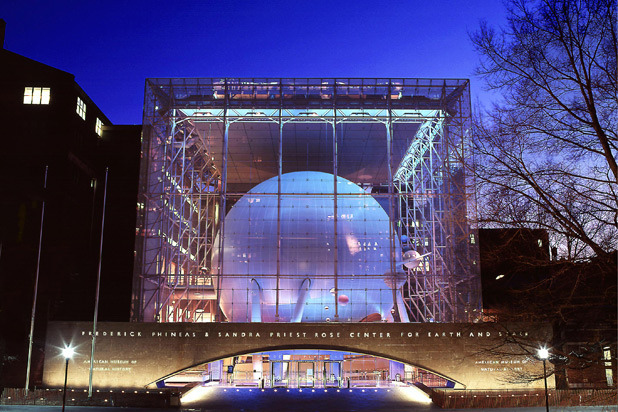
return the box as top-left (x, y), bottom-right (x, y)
top-left (538, 347), bottom-right (550, 412)
top-left (62, 347), bottom-right (75, 359)
top-left (61, 346), bottom-right (75, 412)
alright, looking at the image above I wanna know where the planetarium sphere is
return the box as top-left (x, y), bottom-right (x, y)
top-left (213, 171), bottom-right (402, 322)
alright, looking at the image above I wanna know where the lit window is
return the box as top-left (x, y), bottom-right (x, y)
top-left (95, 118), bottom-right (103, 137)
top-left (604, 347), bottom-right (613, 386)
top-left (76, 97), bottom-right (86, 120)
top-left (23, 87), bottom-right (50, 104)
top-left (537, 239), bottom-right (543, 247)
top-left (470, 233), bottom-right (476, 244)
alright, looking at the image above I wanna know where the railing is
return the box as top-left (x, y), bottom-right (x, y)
top-left (431, 388), bottom-right (618, 409)
top-left (0, 387), bottom-right (173, 408)
top-left (149, 78), bottom-right (467, 110)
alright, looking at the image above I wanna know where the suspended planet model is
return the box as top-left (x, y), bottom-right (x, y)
top-left (338, 295), bottom-right (350, 306)
top-left (401, 250), bottom-right (431, 270)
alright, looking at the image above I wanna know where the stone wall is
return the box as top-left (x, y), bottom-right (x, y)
top-left (43, 321), bottom-right (552, 390)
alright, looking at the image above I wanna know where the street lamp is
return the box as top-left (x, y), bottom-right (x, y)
top-left (537, 347), bottom-right (550, 412)
top-left (61, 346), bottom-right (74, 412)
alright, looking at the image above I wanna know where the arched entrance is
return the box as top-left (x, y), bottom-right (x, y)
top-left (160, 349), bottom-right (456, 389)
top-left (43, 321), bottom-right (550, 391)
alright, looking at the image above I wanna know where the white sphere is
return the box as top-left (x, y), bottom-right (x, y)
top-left (213, 171), bottom-right (400, 322)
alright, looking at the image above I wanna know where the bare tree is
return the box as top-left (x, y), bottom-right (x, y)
top-left (470, 0), bottom-right (617, 389)
top-left (470, 0), bottom-right (617, 262)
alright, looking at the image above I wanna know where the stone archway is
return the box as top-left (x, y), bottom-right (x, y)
top-left (43, 321), bottom-right (551, 390)
top-left (152, 345), bottom-right (461, 389)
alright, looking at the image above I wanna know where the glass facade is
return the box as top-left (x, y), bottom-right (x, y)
top-left (166, 349), bottom-right (452, 389)
top-left (132, 78), bottom-right (481, 324)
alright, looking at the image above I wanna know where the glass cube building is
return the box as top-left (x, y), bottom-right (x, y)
top-left (131, 78), bottom-right (481, 324)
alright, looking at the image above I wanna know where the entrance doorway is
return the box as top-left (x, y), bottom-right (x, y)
top-left (323, 360), bottom-right (342, 387)
top-left (297, 361), bottom-right (314, 387)
top-left (168, 350), bottom-right (454, 389)
top-left (271, 361), bottom-right (290, 387)
top-left (270, 360), bottom-right (342, 388)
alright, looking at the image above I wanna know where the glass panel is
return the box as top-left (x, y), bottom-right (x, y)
top-left (271, 361), bottom-right (290, 387)
top-left (76, 97), bottom-right (86, 119)
top-left (41, 88), bottom-right (50, 104)
top-left (32, 87), bottom-right (41, 104)
top-left (23, 87), bottom-right (33, 104)
top-left (324, 361), bottom-right (341, 386)
top-left (298, 362), bottom-right (314, 387)
top-left (95, 118), bottom-right (103, 136)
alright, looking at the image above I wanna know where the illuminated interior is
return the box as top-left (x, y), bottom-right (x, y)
top-left (164, 349), bottom-right (454, 390)
top-left (132, 78), bottom-right (481, 324)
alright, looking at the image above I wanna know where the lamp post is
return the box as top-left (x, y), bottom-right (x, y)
top-left (61, 347), bottom-right (74, 412)
top-left (538, 347), bottom-right (550, 412)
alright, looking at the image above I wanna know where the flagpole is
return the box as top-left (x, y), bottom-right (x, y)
top-left (25, 165), bottom-right (48, 392)
top-left (88, 167), bottom-right (108, 397)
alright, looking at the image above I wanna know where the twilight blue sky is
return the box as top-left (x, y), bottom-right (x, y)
top-left (1, 0), bottom-right (507, 125)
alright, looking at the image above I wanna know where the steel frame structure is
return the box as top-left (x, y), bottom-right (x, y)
top-left (132, 78), bottom-right (480, 323)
